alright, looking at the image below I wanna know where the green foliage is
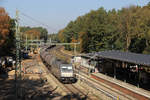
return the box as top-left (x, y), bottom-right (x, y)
top-left (20, 26), bottom-right (48, 41)
top-left (57, 3), bottom-right (150, 54)
top-left (129, 38), bottom-right (146, 53)
top-left (48, 33), bottom-right (59, 42)
top-left (0, 8), bottom-right (16, 56)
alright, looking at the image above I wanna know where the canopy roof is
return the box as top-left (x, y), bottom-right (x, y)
top-left (82, 51), bottom-right (150, 66)
top-left (96, 50), bottom-right (150, 66)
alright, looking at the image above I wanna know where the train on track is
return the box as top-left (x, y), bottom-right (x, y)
top-left (40, 45), bottom-right (76, 83)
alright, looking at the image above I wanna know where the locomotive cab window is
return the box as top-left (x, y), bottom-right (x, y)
top-left (61, 66), bottom-right (73, 72)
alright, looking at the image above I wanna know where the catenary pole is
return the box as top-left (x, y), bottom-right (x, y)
top-left (15, 9), bottom-right (22, 99)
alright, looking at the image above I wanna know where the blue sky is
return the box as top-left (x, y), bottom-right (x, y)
top-left (0, 0), bottom-right (149, 33)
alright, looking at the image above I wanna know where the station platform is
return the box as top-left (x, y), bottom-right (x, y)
top-left (91, 72), bottom-right (150, 100)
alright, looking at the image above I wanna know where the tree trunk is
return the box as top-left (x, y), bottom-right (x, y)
top-left (126, 34), bottom-right (131, 52)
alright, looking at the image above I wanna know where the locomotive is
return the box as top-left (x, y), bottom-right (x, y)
top-left (40, 45), bottom-right (76, 83)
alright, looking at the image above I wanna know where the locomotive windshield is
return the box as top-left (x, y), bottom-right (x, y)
top-left (61, 66), bottom-right (73, 72)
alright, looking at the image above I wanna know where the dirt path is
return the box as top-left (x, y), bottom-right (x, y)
top-left (0, 54), bottom-right (63, 100)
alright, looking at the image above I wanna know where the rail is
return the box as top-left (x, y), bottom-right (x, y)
top-left (76, 74), bottom-right (119, 100)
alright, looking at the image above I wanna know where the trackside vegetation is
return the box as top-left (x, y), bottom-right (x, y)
top-left (58, 3), bottom-right (150, 54)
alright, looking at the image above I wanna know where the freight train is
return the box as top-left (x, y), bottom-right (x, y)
top-left (40, 45), bottom-right (76, 83)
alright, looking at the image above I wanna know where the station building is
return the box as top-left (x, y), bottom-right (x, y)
top-left (79, 50), bottom-right (150, 91)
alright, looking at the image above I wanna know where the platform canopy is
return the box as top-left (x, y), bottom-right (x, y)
top-left (95, 50), bottom-right (150, 66)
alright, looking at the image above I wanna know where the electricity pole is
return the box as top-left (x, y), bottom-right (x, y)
top-left (37, 36), bottom-right (38, 49)
top-left (74, 43), bottom-right (77, 57)
top-left (26, 34), bottom-right (28, 52)
top-left (15, 9), bottom-right (22, 99)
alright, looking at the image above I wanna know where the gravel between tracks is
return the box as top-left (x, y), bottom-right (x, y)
top-left (24, 54), bottom-right (100, 100)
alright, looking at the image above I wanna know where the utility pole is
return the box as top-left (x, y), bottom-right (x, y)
top-left (30, 34), bottom-right (33, 53)
top-left (15, 9), bottom-right (22, 99)
top-left (26, 34), bottom-right (28, 52)
top-left (49, 38), bottom-right (51, 43)
top-left (37, 36), bottom-right (39, 49)
top-left (74, 43), bottom-right (77, 57)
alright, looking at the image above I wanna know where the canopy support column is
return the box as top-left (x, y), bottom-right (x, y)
top-left (137, 65), bottom-right (140, 88)
top-left (113, 62), bottom-right (116, 79)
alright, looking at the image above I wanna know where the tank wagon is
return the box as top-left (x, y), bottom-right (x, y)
top-left (40, 45), bottom-right (76, 83)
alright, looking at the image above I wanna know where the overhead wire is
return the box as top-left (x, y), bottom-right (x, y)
top-left (20, 12), bottom-right (57, 32)
top-left (19, 15), bottom-right (40, 27)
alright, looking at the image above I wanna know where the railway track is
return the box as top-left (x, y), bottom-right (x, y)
top-left (63, 84), bottom-right (92, 100)
top-left (75, 70), bottom-right (135, 100)
top-left (41, 46), bottom-right (101, 100)
top-left (74, 69), bottom-right (133, 100)
top-left (43, 45), bottom-right (150, 100)
top-left (41, 61), bottom-right (99, 99)
top-left (53, 46), bottom-right (72, 62)
top-left (53, 46), bottom-right (140, 100)
top-left (27, 51), bottom-right (128, 100)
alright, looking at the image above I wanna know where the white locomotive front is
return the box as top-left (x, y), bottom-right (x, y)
top-left (60, 64), bottom-right (75, 82)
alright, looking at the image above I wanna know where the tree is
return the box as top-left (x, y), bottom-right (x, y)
top-left (58, 29), bottom-right (65, 43)
top-left (57, 2), bottom-right (150, 54)
top-left (25, 29), bottom-right (40, 40)
top-left (0, 7), bottom-right (15, 56)
top-left (21, 26), bottom-right (48, 42)
top-left (78, 31), bottom-right (89, 53)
